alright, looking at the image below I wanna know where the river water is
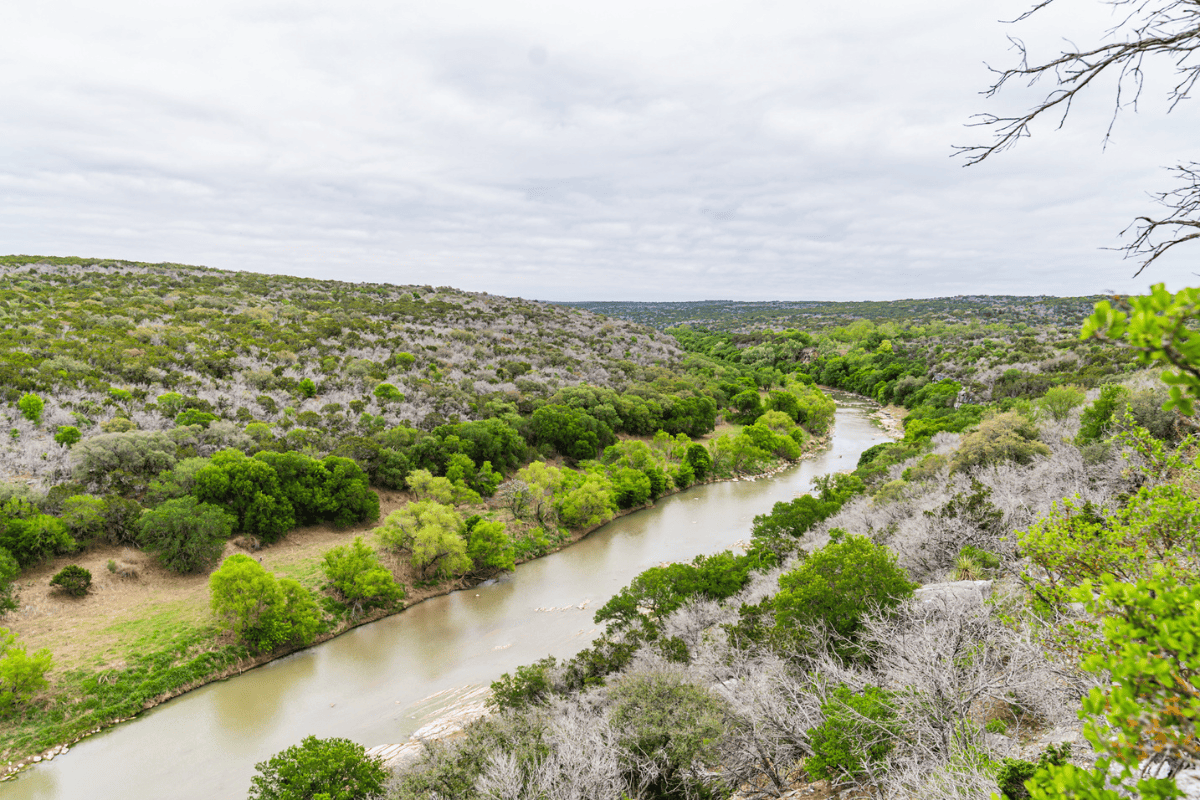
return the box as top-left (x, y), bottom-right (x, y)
top-left (5, 395), bottom-right (891, 800)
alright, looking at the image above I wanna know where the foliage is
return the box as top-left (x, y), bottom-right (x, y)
top-left (1018, 482), bottom-right (1200, 607)
top-left (209, 554), bottom-right (320, 652)
top-left (17, 394), bottom-right (43, 425)
top-left (53, 425), bottom-right (81, 447)
top-left (950, 412), bottom-right (1050, 472)
top-left (49, 565), bottom-right (92, 597)
top-left (1039, 385), bottom-right (1085, 422)
top-left (375, 500), bottom-right (470, 579)
top-left (774, 535), bottom-right (917, 660)
top-left (321, 537), bottom-right (404, 612)
top-left (463, 517), bottom-right (515, 575)
top-left (804, 685), bottom-right (899, 782)
top-left (194, 449), bottom-right (295, 542)
top-left (1029, 576), bottom-right (1200, 800)
top-left (138, 496), bottom-right (235, 574)
top-left (0, 549), bottom-right (18, 614)
top-left (488, 657), bottom-right (557, 712)
top-left (1076, 385), bottom-right (1131, 445)
top-left (0, 514), bottom-right (76, 567)
top-left (248, 735), bottom-right (387, 800)
top-left (609, 672), bottom-right (729, 800)
top-left (1083, 286), bottom-right (1200, 415)
top-left (594, 551), bottom-right (752, 631)
top-left (0, 629), bottom-right (52, 715)
top-left (998, 744), bottom-right (1071, 800)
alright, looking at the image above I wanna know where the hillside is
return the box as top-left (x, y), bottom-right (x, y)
top-left (0, 256), bottom-right (681, 488)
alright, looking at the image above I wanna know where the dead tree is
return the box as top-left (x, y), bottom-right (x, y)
top-left (957, 0), bottom-right (1200, 274)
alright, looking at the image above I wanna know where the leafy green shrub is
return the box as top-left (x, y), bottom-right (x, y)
top-left (194, 449), bottom-right (294, 542)
top-left (1075, 384), bottom-right (1130, 445)
top-left (248, 735), bottom-right (387, 800)
top-left (488, 656), bottom-right (556, 711)
top-left (174, 408), bottom-right (217, 428)
top-left (0, 629), bottom-right (52, 715)
top-left (209, 554), bottom-right (320, 652)
top-left (0, 549), bottom-right (18, 614)
top-left (54, 425), bottom-right (82, 447)
top-left (1039, 385), bottom-right (1085, 422)
top-left (321, 537), bottom-right (403, 612)
top-left (49, 565), bottom-right (92, 597)
top-left (376, 500), bottom-right (470, 579)
top-left (773, 535), bottom-right (917, 660)
top-left (17, 394), bottom-right (43, 424)
top-left (998, 743), bottom-right (1069, 800)
top-left (0, 514), bottom-right (76, 567)
top-left (138, 496), bottom-right (234, 574)
top-left (609, 672), bottom-right (729, 800)
top-left (464, 517), bottom-right (515, 574)
top-left (684, 443), bottom-right (712, 480)
top-left (805, 685), bottom-right (899, 782)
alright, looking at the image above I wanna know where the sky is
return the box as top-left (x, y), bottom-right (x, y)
top-left (1, 0), bottom-right (1196, 301)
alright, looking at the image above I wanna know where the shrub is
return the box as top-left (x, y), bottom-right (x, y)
top-left (0, 549), bottom-right (17, 614)
top-left (16, 394), bottom-right (43, 425)
top-left (1075, 384), bottom-right (1130, 444)
top-left (0, 515), bottom-right (76, 567)
top-left (248, 735), bottom-right (387, 800)
top-left (209, 554), bottom-right (320, 652)
top-left (488, 657), bottom-right (557, 711)
top-left (609, 672), bottom-right (729, 799)
top-left (773, 534), bottom-right (917, 660)
top-left (321, 537), bottom-right (404, 612)
top-left (1039, 385), bottom-right (1085, 422)
top-left (951, 411), bottom-right (1050, 472)
top-left (138, 496), bottom-right (234, 574)
top-left (0, 630), bottom-right (52, 714)
top-left (464, 517), bottom-right (515, 575)
top-left (805, 685), bottom-right (899, 782)
top-left (194, 449), bottom-right (295, 542)
top-left (54, 425), bottom-right (82, 447)
top-left (59, 494), bottom-right (107, 545)
top-left (998, 744), bottom-right (1069, 800)
top-left (49, 564), bottom-right (92, 596)
top-left (72, 430), bottom-right (178, 490)
top-left (375, 501), bottom-right (470, 579)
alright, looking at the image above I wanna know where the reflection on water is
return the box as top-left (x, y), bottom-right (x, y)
top-left (1, 397), bottom-right (891, 800)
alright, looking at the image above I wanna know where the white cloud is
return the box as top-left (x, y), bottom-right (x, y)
top-left (0, 0), bottom-right (1196, 300)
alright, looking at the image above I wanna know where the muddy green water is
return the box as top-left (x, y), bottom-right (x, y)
top-left (5, 396), bottom-right (891, 799)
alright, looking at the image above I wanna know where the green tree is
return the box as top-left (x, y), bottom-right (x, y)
top-left (373, 382), bottom-right (404, 404)
top-left (16, 394), bottom-right (43, 425)
top-left (464, 517), bottom-right (515, 575)
top-left (248, 735), bottom-right (387, 800)
top-left (321, 537), bottom-right (404, 613)
top-left (138, 496), bottom-right (234, 574)
top-left (1030, 576), bottom-right (1200, 800)
top-left (805, 685), bottom-right (899, 782)
top-left (54, 425), bottom-right (82, 447)
top-left (296, 378), bottom-right (318, 399)
top-left (194, 449), bottom-right (295, 542)
top-left (728, 389), bottom-right (764, 424)
top-left (209, 554), bottom-right (320, 652)
top-left (376, 501), bottom-right (470, 579)
top-left (1039, 386), bottom-right (1086, 422)
top-left (0, 515), bottom-right (75, 567)
top-left (0, 629), bottom-right (52, 714)
top-left (774, 534), bottom-right (917, 660)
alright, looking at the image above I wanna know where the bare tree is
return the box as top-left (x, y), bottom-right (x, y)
top-left (958, 0), bottom-right (1200, 274)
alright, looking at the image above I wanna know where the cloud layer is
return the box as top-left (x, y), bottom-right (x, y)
top-left (2, 0), bottom-right (1196, 300)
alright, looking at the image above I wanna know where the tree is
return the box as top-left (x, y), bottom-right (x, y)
top-left (0, 549), bottom-right (18, 614)
top-left (774, 534), bottom-right (917, 660)
top-left (960, 0), bottom-right (1200, 275)
top-left (950, 411), bottom-right (1051, 472)
top-left (194, 449), bottom-right (295, 542)
top-left (16, 394), bottom-right (43, 425)
top-left (375, 500), bottom-right (470, 579)
top-left (54, 425), bottom-right (82, 447)
top-left (248, 735), bottom-right (387, 800)
top-left (464, 517), bottom-right (516, 575)
top-left (1039, 385), bottom-right (1086, 422)
top-left (209, 554), bottom-right (320, 652)
top-left (0, 629), bottom-right (52, 714)
top-left (138, 496), bottom-right (234, 574)
top-left (321, 537), bottom-right (404, 613)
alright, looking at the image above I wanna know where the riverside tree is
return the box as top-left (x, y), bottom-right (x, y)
top-left (209, 554), bottom-right (320, 652)
top-left (248, 735), bottom-right (387, 800)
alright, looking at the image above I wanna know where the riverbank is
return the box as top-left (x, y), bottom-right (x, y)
top-left (0, 433), bottom-right (836, 780)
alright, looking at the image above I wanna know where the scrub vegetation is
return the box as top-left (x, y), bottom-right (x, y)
top-left (0, 255), bottom-right (835, 771)
top-left (378, 302), bottom-right (1200, 799)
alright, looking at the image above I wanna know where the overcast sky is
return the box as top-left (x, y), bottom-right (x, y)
top-left (2, 0), bottom-right (1196, 301)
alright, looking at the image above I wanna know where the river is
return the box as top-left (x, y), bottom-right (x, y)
top-left (4, 394), bottom-right (892, 799)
